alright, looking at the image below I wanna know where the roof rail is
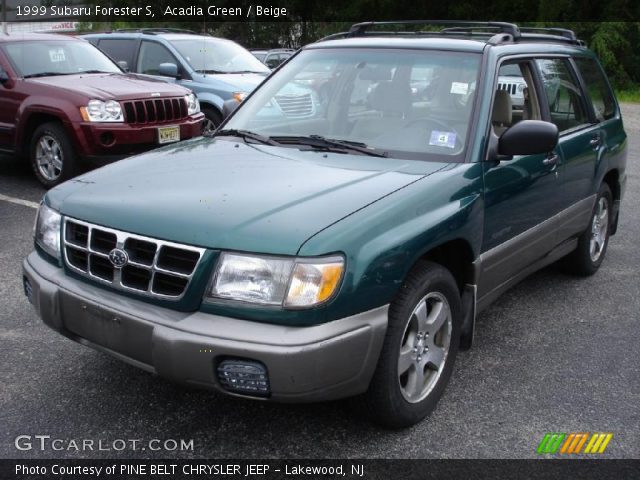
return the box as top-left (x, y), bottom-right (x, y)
top-left (347, 21), bottom-right (522, 39)
top-left (317, 21), bottom-right (583, 46)
top-left (113, 28), bottom-right (201, 35)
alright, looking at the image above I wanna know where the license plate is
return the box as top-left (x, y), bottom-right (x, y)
top-left (158, 125), bottom-right (180, 144)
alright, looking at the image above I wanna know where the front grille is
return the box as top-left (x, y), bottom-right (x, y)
top-left (122, 97), bottom-right (188, 124)
top-left (498, 82), bottom-right (518, 95)
top-left (63, 218), bottom-right (205, 300)
top-left (274, 93), bottom-right (315, 118)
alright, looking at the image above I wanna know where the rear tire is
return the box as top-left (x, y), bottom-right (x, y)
top-left (560, 183), bottom-right (612, 276)
top-left (360, 261), bottom-right (461, 428)
top-left (29, 122), bottom-right (77, 188)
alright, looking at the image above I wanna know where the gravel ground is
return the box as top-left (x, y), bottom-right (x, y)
top-left (0, 105), bottom-right (638, 459)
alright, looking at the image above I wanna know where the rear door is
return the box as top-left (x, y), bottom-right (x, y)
top-left (534, 57), bottom-right (599, 242)
top-left (95, 38), bottom-right (139, 72)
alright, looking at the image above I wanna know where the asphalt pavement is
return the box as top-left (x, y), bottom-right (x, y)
top-left (1, 106), bottom-right (638, 459)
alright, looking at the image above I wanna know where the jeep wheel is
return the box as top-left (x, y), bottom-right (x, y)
top-left (30, 122), bottom-right (77, 188)
top-left (362, 261), bottom-right (461, 428)
top-left (561, 183), bottom-right (612, 276)
top-left (202, 107), bottom-right (222, 135)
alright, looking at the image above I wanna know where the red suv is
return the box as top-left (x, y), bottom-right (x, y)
top-left (0, 33), bottom-right (204, 187)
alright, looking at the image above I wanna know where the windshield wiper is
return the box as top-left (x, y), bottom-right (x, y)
top-left (227, 70), bottom-right (268, 75)
top-left (214, 129), bottom-right (280, 145)
top-left (271, 135), bottom-right (388, 157)
top-left (23, 72), bottom-right (75, 78)
top-left (194, 69), bottom-right (227, 74)
top-left (75, 70), bottom-right (112, 74)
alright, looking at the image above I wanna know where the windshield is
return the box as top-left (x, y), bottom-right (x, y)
top-left (171, 38), bottom-right (269, 74)
top-left (225, 48), bottom-right (481, 160)
top-left (4, 40), bottom-right (121, 77)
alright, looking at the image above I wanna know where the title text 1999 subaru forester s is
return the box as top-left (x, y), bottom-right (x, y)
top-left (23, 21), bottom-right (627, 428)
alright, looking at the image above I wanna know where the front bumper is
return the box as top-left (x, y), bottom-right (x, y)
top-left (22, 252), bottom-right (388, 402)
top-left (71, 113), bottom-right (204, 159)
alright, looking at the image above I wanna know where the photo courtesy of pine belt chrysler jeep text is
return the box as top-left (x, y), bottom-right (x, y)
top-left (23, 21), bottom-right (627, 428)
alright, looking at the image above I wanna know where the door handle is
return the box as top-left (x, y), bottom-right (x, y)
top-left (543, 154), bottom-right (558, 166)
top-left (590, 136), bottom-right (601, 148)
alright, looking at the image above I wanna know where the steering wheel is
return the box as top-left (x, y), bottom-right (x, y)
top-left (402, 117), bottom-right (464, 153)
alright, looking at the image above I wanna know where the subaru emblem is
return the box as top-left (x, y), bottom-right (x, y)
top-left (108, 248), bottom-right (129, 268)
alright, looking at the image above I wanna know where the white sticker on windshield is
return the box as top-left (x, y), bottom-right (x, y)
top-left (450, 82), bottom-right (469, 95)
top-left (429, 131), bottom-right (457, 149)
top-left (49, 48), bottom-right (66, 63)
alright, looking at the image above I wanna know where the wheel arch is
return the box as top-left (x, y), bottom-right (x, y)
top-left (18, 112), bottom-right (66, 158)
top-left (602, 168), bottom-right (620, 235)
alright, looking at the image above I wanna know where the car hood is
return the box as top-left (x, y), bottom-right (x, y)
top-left (29, 73), bottom-right (188, 100)
top-left (193, 72), bottom-right (267, 92)
top-left (47, 138), bottom-right (447, 255)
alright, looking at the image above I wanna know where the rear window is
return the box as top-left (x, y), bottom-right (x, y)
top-left (574, 57), bottom-right (617, 121)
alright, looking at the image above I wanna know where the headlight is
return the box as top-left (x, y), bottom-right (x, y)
top-left (35, 204), bottom-right (61, 260)
top-left (207, 253), bottom-right (344, 308)
top-left (185, 93), bottom-right (200, 115)
top-left (232, 91), bottom-right (248, 103)
top-left (80, 100), bottom-right (123, 122)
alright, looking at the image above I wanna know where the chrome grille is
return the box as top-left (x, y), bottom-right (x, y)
top-left (274, 93), bottom-right (315, 118)
top-left (63, 218), bottom-right (205, 300)
top-left (498, 82), bottom-right (518, 95)
top-left (123, 97), bottom-right (188, 124)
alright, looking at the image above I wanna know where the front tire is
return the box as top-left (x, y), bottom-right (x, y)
top-left (361, 261), bottom-right (462, 428)
top-left (561, 183), bottom-right (612, 276)
top-left (202, 107), bottom-right (222, 135)
top-left (29, 122), bottom-right (77, 188)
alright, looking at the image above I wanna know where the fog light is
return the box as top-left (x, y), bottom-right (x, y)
top-left (217, 359), bottom-right (270, 397)
top-left (23, 277), bottom-right (33, 304)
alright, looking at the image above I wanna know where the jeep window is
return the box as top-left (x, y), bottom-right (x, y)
top-left (137, 41), bottom-right (180, 76)
top-left (170, 38), bottom-right (269, 74)
top-left (573, 57), bottom-right (616, 122)
top-left (3, 40), bottom-right (120, 78)
top-left (536, 58), bottom-right (589, 133)
top-left (96, 39), bottom-right (137, 69)
top-left (224, 48), bottom-right (481, 161)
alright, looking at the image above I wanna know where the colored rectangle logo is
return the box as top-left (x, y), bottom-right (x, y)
top-left (537, 433), bottom-right (613, 454)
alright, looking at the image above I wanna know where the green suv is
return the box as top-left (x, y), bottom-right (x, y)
top-left (23, 22), bottom-right (627, 428)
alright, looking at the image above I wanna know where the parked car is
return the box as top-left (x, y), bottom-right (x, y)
top-left (84, 29), bottom-right (271, 133)
top-left (24, 22), bottom-right (627, 428)
top-left (251, 48), bottom-right (295, 69)
top-left (0, 33), bottom-right (203, 187)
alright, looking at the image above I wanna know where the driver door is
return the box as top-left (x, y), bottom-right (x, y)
top-left (478, 60), bottom-right (563, 302)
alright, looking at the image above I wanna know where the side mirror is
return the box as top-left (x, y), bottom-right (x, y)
top-left (158, 62), bottom-right (179, 78)
top-left (0, 68), bottom-right (9, 85)
top-left (498, 120), bottom-right (559, 156)
top-left (117, 60), bottom-right (129, 72)
top-left (222, 98), bottom-right (240, 120)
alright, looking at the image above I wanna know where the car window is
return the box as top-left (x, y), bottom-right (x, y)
top-left (573, 57), bottom-right (616, 122)
top-left (491, 61), bottom-right (540, 135)
top-left (225, 48), bottom-right (481, 161)
top-left (96, 39), bottom-right (137, 69)
top-left (137, 41), bottom-right (178, 76)
top-left (536, 58), bottom-right (589, 133)
top-left (3, 40), bottom-right (120, 77)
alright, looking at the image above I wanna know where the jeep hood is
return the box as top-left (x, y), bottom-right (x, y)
top-left (29, 73), bottom-right (188, 101)
top-left (47, 138), bottom-right (447, 255)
